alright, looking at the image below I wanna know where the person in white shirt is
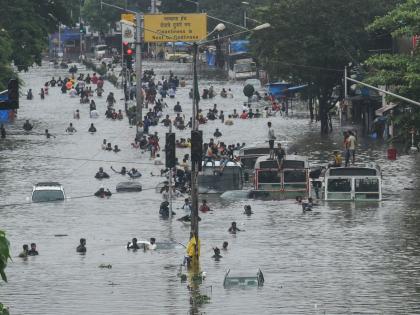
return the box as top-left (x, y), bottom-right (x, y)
top-left (347, 131), bottom-right (356, 165)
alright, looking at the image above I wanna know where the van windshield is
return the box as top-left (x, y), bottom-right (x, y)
top-left (32, 190), bottom-right (65, 202)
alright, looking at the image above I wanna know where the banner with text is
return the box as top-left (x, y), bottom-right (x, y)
top-left (143, 13), bottom-right (207, 43)
top-left (121, 22), bottom-right (135, 43)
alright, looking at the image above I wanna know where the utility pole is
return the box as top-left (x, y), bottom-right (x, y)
top-left (190, 42), bottom-right (199, 252)
top-left (135, 12), bottom-right (143, 133)
top-left (344, 66), bottom-right (348, 99)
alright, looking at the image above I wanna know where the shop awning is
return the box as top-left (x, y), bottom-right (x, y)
top-left (375, 103), bottom-right (399, 116)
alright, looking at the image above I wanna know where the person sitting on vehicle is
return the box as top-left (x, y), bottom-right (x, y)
top-left (330, 150), bottom-right (342, 167)
top-left (88, 123), bottom-right (97, 133)
top-left (26, 89), bottom-right (33, 100)
top-left (23, 120), bottom-right (33, 131)
top-left (199, 200), bottom-right (210, 213)
top-left (113, 145), bottom-right (121, 153)
top-left (228, 222), bottom-right (241, 234)
top-left (276, 143), bottom-right (286, 169)
top-left (213, 128), bottom-right (222, 138)
top-left (28, 243), bottom-right (39, 256)
top-left (111, 166), bottom-right (127, 175)
top-left (76, 238), bottom-right (87, 253)
top-left (95, 167), bottom-right (110, 179)
top-left (94, 187), bottom-right (112, 198)
top-left (66, 122), bottom-right (76, 133)
top-left (128, 168), bottom-right (141, 178)
top-left (127, 238), bottom-right (139, 250)
top-left (212, 247), bottom-right (222, 260)
top-left (19, 244), bottom-right (29, 258)
top-left (174, 102), bottom-right (182, 113)
top-left (220, 88), bottom-right (227, 98)
top-left (244, 205), bottom-right (253, 216)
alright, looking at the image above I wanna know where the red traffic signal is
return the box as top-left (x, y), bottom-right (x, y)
top-left (126, 48), bottom-right (133, 55)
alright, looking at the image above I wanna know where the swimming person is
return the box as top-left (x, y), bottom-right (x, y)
top-left (244, 205), bottom-right (253, 216)
top-left (88, 123), bottom-right (97, 133)
top-left (66, 123), bottom-right (77, 133)
top-left (18, 244), bottom-right (29, 258)
top-left (28, 243), bottom-right (39, 256)
top-left (222, 241), bottom-right (228, 250)
top-left (212, 247), bottom-right (222, 260)
top-left (95, 167), bottom-right (110, 179)
top-left (228, 222), bottom-right (241, 234)
top-left (127, 238), bottom-right (140, 250)
top-left (76, 238), bottom-right (87, 253)
top-left (23, 120), bottom-right (33, 131)
top-left (94, 187), bottom-right (112, 198)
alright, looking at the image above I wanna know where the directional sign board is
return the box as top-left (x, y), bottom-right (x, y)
top-left (143, 13), bottom-right (207, 43)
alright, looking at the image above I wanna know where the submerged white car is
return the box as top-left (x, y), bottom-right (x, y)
top-left (31, 182), bottom-right (66, 203)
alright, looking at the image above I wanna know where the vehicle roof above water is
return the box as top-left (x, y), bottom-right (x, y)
top-left (325, 163), bottom-right (381, 177)
top-left (238, 141), bottom-right (291, 156)
top-left (202, 160), bottom-right (242, 167)
top-left (254, 154), bottom-right (309, 169)
top-left (33, 182), bottom-right (64, 190)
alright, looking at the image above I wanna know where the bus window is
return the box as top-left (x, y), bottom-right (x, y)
top-left (327, 179), bottom-right (351, 192)
top-left (355, 178), bottom-right (379, 192)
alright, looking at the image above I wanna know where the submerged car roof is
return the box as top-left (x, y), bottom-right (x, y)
top-left (35, 182), bottom-right (62, 187)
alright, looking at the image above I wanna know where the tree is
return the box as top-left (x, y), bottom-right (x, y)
top-left (0, 230), bottom-right (11, 283)
top-left (0, 230), bottom-right (11, 315)
top-left (0, 0), bottom-right (73, 88)
top-left (251, 0), bottom-right (399, 134)
top-left (365, 0), bottom-right (420, 144)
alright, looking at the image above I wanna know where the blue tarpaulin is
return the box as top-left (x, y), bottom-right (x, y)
top-left (206, 51), bottom-right (216, 67)
top-left (230, 40), bottom-right (249, 54)
top-left (266, 82), bottom-right (307, 97)
top-left (0, 110), bottom-right (10, 121)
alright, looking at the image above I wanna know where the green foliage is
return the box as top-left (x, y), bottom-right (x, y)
top-left (0, 0), bottom-right (73, 88)
top-left (365, 0), bottom-right (420, 142)
top-left (0, 230), bottom-right (11, 283)
top-left (0, 303), bottom-right (10, 315)
top-left (367, 0), bottom-right (420, 37)
top-left (250, 0), bottom-right (397, 133)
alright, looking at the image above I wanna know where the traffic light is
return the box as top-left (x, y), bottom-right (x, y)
top-left (165, 133), bottom-right (176, 168)
top-left (123, 42), bottom-right (134, 70)
top-left (191, 130), bottom-right (203, 171)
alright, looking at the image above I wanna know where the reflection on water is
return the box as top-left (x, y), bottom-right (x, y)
top-left (0, 61), bottom-right (420, 314)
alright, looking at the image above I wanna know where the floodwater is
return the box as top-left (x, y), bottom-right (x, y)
top-left (1, 61), bottom-right (420, 315)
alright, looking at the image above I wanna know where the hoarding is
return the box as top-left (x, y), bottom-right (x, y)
top-left (143, 13), bottom-right (207, 43)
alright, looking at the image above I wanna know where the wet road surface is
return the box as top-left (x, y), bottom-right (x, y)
top-left (1, 61), bottom-right (420, 314)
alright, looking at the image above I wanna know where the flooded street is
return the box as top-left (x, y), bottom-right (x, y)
top-left (1, 61), bottom-right (420, 314)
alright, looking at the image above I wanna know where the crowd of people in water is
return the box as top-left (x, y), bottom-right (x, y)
top-left (14, 62), bottom-right (273, 264)
top-left (10, 57), bottom-right (356, 265)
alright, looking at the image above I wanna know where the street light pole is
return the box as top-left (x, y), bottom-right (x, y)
top-left (190, 42), bottom-right (199, 246)
top-left (135, 12), bottom-right (143, 134)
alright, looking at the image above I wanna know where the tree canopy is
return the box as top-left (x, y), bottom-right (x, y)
top-left (365, 0), bottom-right (420, 142)
top-left (250, 0), bottom-right (399, 133)
top-left (0, 0), bottom-right (73, 89)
